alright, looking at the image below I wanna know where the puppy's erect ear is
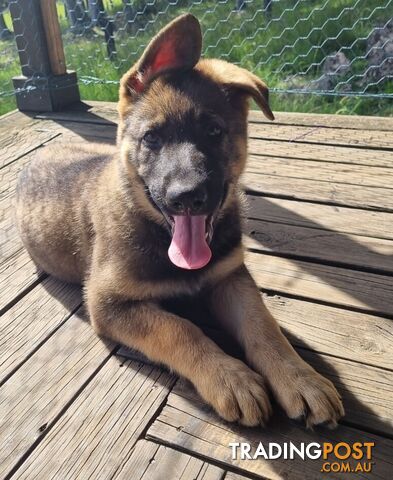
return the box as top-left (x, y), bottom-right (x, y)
top-left (196, 59), bottom-right (274, 121)
top-left (120, 14), bottom-right (202, 98)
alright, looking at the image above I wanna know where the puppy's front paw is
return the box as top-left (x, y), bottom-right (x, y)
top-left (272, 366), bottom-right (344, 428)
top-left (195, 357), bottom-right (272, 427)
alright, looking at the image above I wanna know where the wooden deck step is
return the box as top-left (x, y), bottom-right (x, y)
top-left (1, 127), bottom-right (61, 170)
top-left (0, 218), bottom-right (23, 264)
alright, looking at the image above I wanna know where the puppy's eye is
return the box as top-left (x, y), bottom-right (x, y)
top-left (206, 123), bottom-right (222, 138)
top-left (143, 131), bottom-right (162, 149)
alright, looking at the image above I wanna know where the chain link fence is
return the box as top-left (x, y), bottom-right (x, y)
top-left (0, 0), bottom-right (392, 116)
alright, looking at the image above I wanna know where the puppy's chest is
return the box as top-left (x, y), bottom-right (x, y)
top-left (129, 233), bottom-right (210, 287)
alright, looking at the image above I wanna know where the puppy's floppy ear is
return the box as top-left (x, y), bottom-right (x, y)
top-left (196, 59), bottom-right (274, 121)
top-left (120, 14), bottom-right (202, 98)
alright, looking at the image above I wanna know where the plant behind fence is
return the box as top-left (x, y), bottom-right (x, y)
top-left (0, 0), bottom-right (392, 116)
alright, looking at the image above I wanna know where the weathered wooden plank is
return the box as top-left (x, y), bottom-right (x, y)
top-left (147, 382), bottom-right (393, 480)
top-left (0, 248), bottom-right (43, 314)
top-left (248, 110), bottom-right (393, 132)
top-left (0, 109), bottom-right (19, 123)
top-left (0, 152), bottom-right (34, 207)
top-left (0, 277), bottom-right (81, 384)
top-left (244, 172), bottom-right (393, 211)
top-left (35, 102), bottom-right (393, 133)
top-left (0, 121), bottom-right (61, 169)
top-left (264, 294), bottom-right (393, 370)
top-left (34, 100), bottom-right (119, 125)
top-left (246, 251), bottom-right (393, 316)
top-left (33, 117), bottom-right (117, 141)
top-left (0, 150), bottom-right (47, 312)
top-left (0, 120), bottom-right (113, 192)
top-left (243, 219), bottom-right (393, 274)
top-left (299, 350), bottom-right (393, 434)
top-left (248, 139), bottom-right (393, 167)
top-left (0, 111), bottom-right (35, 140)
top-left (247, 155), bottom-right (393, 189)
top-left (0, 217), bottom-right (22, 264)
top-left (249, 123), bottom-right (393, 150)
top-left (16, 357), bottom-right (175, 480)
top-left (110, 440), bottom-right (225, 480)
top-left (33, 116), bottom-right (393, 168)
top-left (246, 196), bottom-right (393, 241)
top-left (0, 310), bottom-right (116, 479)
top-left (225, 472), bottom-right (255, 480)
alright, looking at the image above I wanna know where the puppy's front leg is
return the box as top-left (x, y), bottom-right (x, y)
top-left (210, 265), bottom-right (344, 428)
top-left (86, 279), bottom-right (271, 426)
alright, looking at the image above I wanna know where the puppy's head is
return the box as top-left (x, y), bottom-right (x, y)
top-left (118, 14), bottom-right (273, 270)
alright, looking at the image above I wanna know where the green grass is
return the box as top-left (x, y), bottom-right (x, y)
top-left (1, 0), bottom-right (392, 116)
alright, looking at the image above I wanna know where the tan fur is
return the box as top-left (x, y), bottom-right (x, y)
top-left (195, 58), bottom-right (274, 121)
top-left (210, 266), bottom-right (344, 428)
top-left (16, 14), bottom-right (344, 428)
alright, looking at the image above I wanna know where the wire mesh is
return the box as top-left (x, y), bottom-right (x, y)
top-left (0, 0), bottom-right (392, 117)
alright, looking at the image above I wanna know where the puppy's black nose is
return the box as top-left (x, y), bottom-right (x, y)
top-left (167, 184), bottom-right (208, 214)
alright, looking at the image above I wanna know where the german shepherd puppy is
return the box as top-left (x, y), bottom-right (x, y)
top-left (16, 14), bottom-right (344, 427)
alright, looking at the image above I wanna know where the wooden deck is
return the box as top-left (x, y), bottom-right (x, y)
top-left (1, 102), bottom-right (392, 479)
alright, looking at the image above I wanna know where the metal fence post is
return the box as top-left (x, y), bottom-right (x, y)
top-left (10, 0), bottom-right (80, 112)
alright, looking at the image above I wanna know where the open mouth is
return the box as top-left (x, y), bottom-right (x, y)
top-left (162, 212), bottom-right (214, 244)
top-left (166, 214), bottom-right (213, 270)
top-left (145, 183), bottom-right (228, 270)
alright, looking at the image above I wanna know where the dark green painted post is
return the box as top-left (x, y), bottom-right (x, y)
top-left (10, 0), bottom-right (80, 112)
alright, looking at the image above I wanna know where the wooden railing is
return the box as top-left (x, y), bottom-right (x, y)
top-left (10, 0), bottom-right (80, 112)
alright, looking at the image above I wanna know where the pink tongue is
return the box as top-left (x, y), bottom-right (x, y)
top-left (168, 215), bottom-right (212, 270)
